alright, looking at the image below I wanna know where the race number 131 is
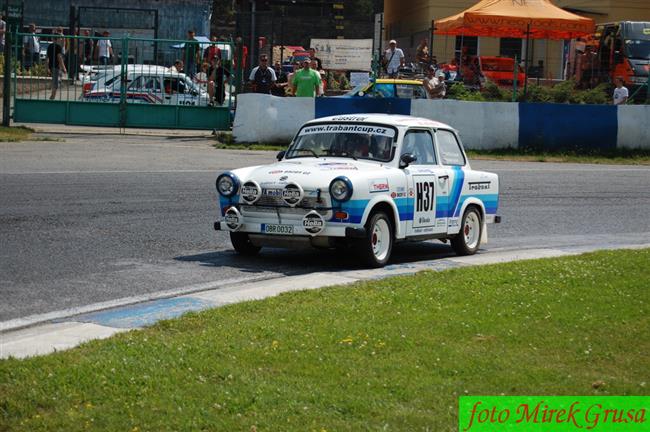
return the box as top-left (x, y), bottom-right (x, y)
top-left (416, 181), bottom-right (435, 212)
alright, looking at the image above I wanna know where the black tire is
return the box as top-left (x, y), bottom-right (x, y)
top-left (450, 206), bottom-right (483, 256)
top-left (355, 211), bottom-right (393, 268)
top-left (230, 232), bottom-right (261, 256)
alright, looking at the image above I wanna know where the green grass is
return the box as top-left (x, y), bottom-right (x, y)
top-left (466, 148), bottom-right (650, 165)
top-left (0, 126), bottom-right (34, 142)
top-left (2, 249), bottom-right (648, 431)
top-left (213, 132), bottom-right (286, 151)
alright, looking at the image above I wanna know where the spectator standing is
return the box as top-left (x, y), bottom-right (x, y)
top-left (170, 59), bottom-right (184, 73)
top-left (308, 47), bottom-right (322, 71)
top-left (46, 33), bottom-right (67, 99)
top-left (78, 29), bottom-right (92, 69)
top-left (185, 30), bottom-right (200, 79)
top-left (249, 55), bottom-right (276, 94)
top-left (97, 31), bottom-right (113, 66)
top-left (204, 35), bottom-right (221, 63)
top-left (286, 60), bottom-right (301, 95)
top-left (422, 66), bottom-right (446, 99)
top-left (613, 77), bottom-right (629, 105)
top-left (22, 23), bottom-right (40, 71)
top-left (271, 61), bottom-right (288, 96)
top-left (383, 40), bottom-right (405, 78)
top-left (291, 58), bottom-right (321, 97)
top-left (208, 58), bottom-right (231, 105)
top-left (415, 38), bottom-right (429, 72)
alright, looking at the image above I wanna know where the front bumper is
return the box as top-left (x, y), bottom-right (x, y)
top-left (214, 220), bottom-right (365, 238)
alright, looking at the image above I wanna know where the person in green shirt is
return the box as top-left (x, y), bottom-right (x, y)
top-left (291, 58), bottom-right (322, 97)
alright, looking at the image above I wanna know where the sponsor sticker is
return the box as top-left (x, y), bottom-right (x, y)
top-left (302, 211), bottom-right (325, 235)
top-left (369, 178), bottom-right (389, 193)
top-left (468, 181), bottom-right (491, 191)
top-left (299, 123), bottom-right (395, 138)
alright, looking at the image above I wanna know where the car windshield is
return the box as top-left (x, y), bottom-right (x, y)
top-left (625, 39), bottom-right (650, 60)
top-left (286, 123), bottom-right (396, 162)
top-left (346, 83), bottom-right (369, 95)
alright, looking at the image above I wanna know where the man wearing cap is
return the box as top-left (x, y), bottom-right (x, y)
top-left (423, 65), bottom-right (446, 99)
top-left (291, 57), bottom-right (321, 97)
top-left (383, 40), bottom-right (405, 78)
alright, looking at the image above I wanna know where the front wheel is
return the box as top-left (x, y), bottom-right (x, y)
top-left (450, 207), bottom-right (482, 256)
top-left (355, 211), bottom-right (393, 268)
top-left (230, 232), bottom-right (261, 256)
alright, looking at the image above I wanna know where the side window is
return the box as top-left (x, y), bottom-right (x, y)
top-left (412, 85), bottom-right (428, 99)
top-left (164, 78), bottom-right (186, 94)
top-left (402, 130), bottom-right (436, 165)
top-left (128, 76), bottom-right (144, 90)
top-left (395, 84), bottom-right (414, 98)
top-left (436, 130), bottom-right (466, 166)
top-left (144, 77), bottom-right (161, 91)
top-left (374, 83), bottom-right (395, 98)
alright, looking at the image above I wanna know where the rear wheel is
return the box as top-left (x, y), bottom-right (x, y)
top-left (230, 232), bottom-right (261, 256)
top-left (450, 206), bottom-right (482, 256)
top-left (356, 211), bottom-right (393, 268)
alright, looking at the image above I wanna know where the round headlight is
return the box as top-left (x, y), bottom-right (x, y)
top-left (329, 177), bottom-right (353, 202)
top-left (216, 173), bottom-right (239, 197)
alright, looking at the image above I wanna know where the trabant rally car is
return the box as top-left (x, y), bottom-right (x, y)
top-left (214, 114), bottom-right (500, 267)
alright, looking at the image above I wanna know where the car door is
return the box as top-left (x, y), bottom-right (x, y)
top-left (402, 128), bottom-right (449, 236)
top-left (434, 129), bottom-right (468, 233)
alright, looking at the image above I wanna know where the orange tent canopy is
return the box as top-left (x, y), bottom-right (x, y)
top-left (435, 0), bottom-right (595, 40)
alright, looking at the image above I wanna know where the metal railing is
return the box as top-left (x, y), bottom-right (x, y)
top-left (11, 32), bottom-right (236, 129)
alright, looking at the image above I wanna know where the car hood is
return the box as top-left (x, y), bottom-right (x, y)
top-left (236, 158), bottom-right (392, 189)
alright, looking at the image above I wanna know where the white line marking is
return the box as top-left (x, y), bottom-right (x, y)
top-left (0, 274), bottom-right (282, 333)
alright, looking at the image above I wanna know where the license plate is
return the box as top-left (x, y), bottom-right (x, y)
top-left (264, 188), bottom-right (283, 197)
top-left (262, 224), bottom-right (294, 235)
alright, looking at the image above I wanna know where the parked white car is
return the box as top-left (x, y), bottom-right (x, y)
top-left (82, 68), bottom-right (211, 106)
top-left (214, 114), bottom-right (501, 267)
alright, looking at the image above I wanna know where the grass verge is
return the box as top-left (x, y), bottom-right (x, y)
top-left (212, 132), bottom-right (286, 151)
top-left (2, 249), bottom-right (648, 431)
top-left (466, 148), bottom-right (650, 165)
top-left (0, 126), bottom-right (33, 142)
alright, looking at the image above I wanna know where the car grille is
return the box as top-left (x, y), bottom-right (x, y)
top-left (241, 189), bottom-right (331, 218)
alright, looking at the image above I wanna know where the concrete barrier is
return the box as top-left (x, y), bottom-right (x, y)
top-left (617, 105), bottom-right (650, 150)
top-left (233, 94), bottom-right (314, 143)
top-left (411, 99), bottom-right (519, 149)
top-left (233, 94), bottom-right (650, 150)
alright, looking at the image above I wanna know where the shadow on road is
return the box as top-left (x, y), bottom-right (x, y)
top-left (174, 241), bottom-right (458, 275)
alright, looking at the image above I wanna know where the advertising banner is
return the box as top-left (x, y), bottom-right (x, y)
top-left (310, 38), bottom-right (373, 71)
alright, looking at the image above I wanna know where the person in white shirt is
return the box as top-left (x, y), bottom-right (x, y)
top-left (383, 39), bottom-right (405, 78)
top-left (97, 31), bottom-right (113, 66)
top-left (23, 23), bottom-right (40, 71)
top-left (613, 77), bottom-right (629, 105)
top-left (0, 17), bottom-right (6, 52)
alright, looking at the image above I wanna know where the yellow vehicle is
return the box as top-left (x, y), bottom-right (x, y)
top-left (344, 79), bottom-right (430, 99)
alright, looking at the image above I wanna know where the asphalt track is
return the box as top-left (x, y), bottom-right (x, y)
top-left (1, 129), bottom-right (649, 324)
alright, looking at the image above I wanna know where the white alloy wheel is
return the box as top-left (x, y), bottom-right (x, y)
top-left (371, 218), bottom-right (391, 262)
top-left (451, 207), bottom-right (483, 256)
top-left (357, 211), bottom-right (393, 268)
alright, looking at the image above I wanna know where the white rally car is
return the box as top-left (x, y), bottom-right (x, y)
top-left (214, 114), bottom-right (500, 267)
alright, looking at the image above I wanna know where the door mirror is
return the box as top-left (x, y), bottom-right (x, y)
top-left (399, 153), bottom-right (417, 168)
top-left (276, 150), bottom-right (285, 161)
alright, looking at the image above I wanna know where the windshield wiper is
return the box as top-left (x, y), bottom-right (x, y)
top-left (288, 149), bottom-right (319, 158)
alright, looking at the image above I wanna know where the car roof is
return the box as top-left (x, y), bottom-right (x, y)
top-left (305, 114), bottom-right (454, 131)
top-left (375, 79), bottom-right (424, 85)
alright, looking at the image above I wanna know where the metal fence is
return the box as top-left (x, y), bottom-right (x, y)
top-left (11, 32), bottom-right (235, 130)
